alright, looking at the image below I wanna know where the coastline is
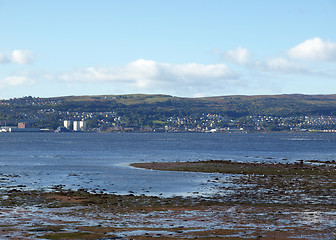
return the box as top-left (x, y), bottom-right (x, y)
top-left (130, 160), bottom-right (336, 205)
top-left (130, 159), bottom-right (336, 175)
top-left (0, 161), bottom-right (335, 239)
top-left (0, 187), bottom-right (335, 239)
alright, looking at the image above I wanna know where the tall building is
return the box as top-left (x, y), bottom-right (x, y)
top-left (80, 121), bottom-right (87, 131)
top-left (64, 120), bottom-right (71, 129)
top-left (73, 121), bottom-right (80, 131)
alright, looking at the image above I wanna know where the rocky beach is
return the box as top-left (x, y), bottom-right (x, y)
top-left (0, 160), bottom-right (335, 239)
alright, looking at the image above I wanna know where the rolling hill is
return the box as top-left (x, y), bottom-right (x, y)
top-left (1, 94), bottom-right (336, 130)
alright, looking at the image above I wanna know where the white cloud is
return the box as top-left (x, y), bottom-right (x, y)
top-left (288, 37), bottom-right (336, 61)
top-left (11, 50), bottom-right (34, 64)
top-left (0, 50), bottom-right (35, 64)
top-left (256, 57), bottom-right (308, 74)
top-left (5, 76), bottom-right (30, 86)
top-left (221, 44), bottom-right (317, 76)
top-left (164, 62), bottom-right (231, 78)
top-left (0, 74), bottom-right (35, 87)
top-left (60, 59), bottom-right (239, 91)
top-left (222, 47), bottom-right (251, 64)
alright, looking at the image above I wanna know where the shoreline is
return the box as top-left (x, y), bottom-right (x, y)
top-left (0, 188), bottom-right (335, 239)
top-left (0, 161), bottom-right (335, 239)
top-left (130, 160), bottom-right (336, 205)
top-left (130, 159), bottom-right (336, 175)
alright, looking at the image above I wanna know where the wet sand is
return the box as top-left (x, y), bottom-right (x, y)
top-left (0, 160), bottom-right (336, 239)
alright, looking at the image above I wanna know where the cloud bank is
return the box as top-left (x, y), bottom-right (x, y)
top-left (60, 59), bottom-right (240, 94)
top-left (216, 37), bottom-right (336, 94)
top-left (1, 37), bottom-right (335, 97)
top-left (1, 59), bottom-right (242, 96)
top-left (222, 37), bottom-right (336, 76)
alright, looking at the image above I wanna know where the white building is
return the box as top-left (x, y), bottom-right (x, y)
top-left (64, 120), bottom-right (71, 129)
top-left (80, 121), bottom-right (87, 131)
top-left (73, 121), bottom-right (80, 131)
top-left (73, 120), bottom-right (87, 131)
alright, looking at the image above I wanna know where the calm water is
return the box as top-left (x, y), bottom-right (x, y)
top-left (0, 132), bottom-right (336, 196)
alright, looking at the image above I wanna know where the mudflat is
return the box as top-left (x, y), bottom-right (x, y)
top-left (0, 160), bottom-right (335, 239)
top-left (131, 159), bottom-right (336, 175)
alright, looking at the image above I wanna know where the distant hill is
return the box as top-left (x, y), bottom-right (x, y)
top-left (201, 94), bottom-right (336, 117)
top-left (58, 93), bottom-right (336, 117)
top-left (1, 94), bottom-right (336, 130)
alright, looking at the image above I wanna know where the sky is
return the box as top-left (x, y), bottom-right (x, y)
top-left (0, 0), bottom-right (336, 99)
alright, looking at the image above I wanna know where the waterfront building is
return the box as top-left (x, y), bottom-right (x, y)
top-left (73, 121), bottom-right (80, 131)
top-left (80, 121), bottom-right (87, 131)
top-left (64, 120), bottom-right (71, 129)
top-left (18, 122), bottom-right (26, 128)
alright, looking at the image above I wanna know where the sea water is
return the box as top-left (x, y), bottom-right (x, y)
top-left (0, 132), bottom-right (335, 196)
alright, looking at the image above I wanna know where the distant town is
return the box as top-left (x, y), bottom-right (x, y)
top-left (1, 94), bottom-right (336, 133)
top-left (0, 120), bottom-right (87, 133)
top-left (1, 114), bottom-right (336, 133)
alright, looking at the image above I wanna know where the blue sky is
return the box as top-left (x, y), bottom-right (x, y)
top-left (0, 0), bottom-right (335, 99)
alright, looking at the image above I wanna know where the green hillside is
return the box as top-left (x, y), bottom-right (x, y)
top-left (60, 93), bottom-right (336, 117)
top-left (202, 94), bottom-right (336, 116)
top-left (1, 94), bottom-right (336, 131)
